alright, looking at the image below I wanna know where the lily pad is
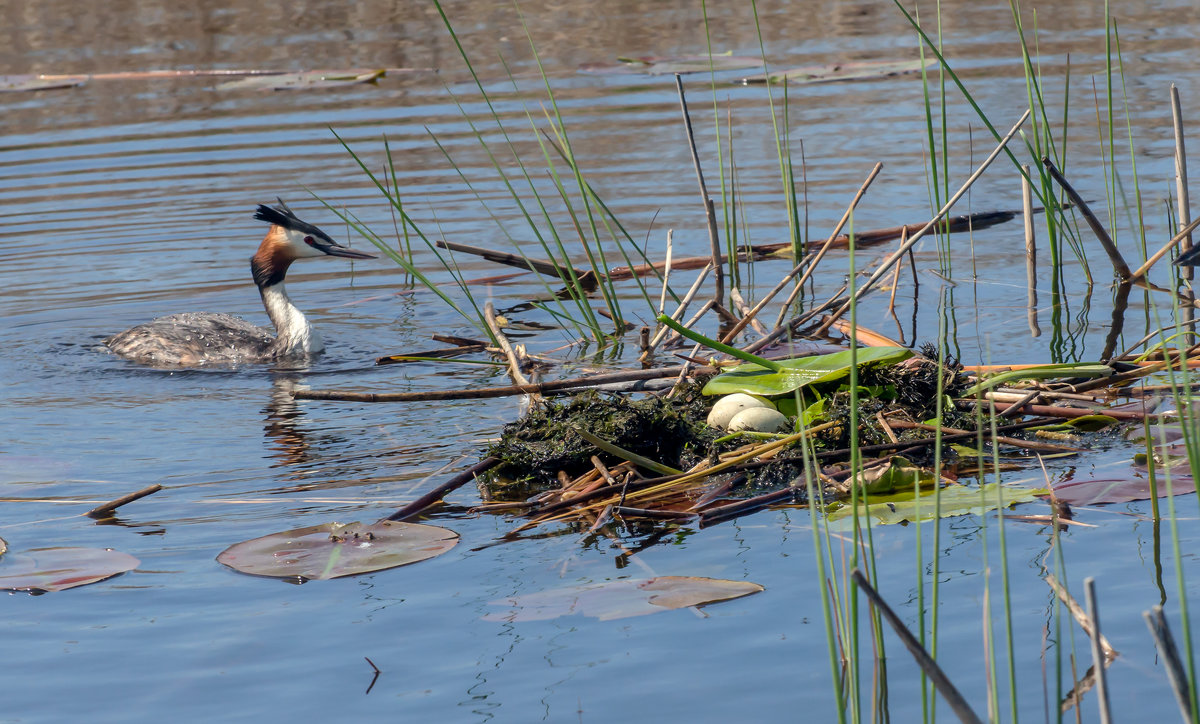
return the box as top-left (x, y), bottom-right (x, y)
top-left (703, 346), bottom-right (912, 397)
top-left (1052, 475), bottom-right (1196, 506)
top-left (217, 69), bottom-right (385, 91)
top-left (739, 58), bottom-right (935, 85)
top-left (484, 576), bottom-right (764, 622)
top-left (826, 483), bottom-right (1047, 530)
top-left (0, 547), bottom-right (139, 593)
top-left (0, 74), bottom-right (88, 92)
top-left (217, 520), bottom-right (457, 582)
top-left (580, 54), bottom-right (763, 76)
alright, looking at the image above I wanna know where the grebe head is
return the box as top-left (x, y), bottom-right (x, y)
top-left (251, 199), bottom-right (376, 287)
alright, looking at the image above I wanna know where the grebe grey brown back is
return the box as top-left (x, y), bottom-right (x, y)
top-left (105, 200), bottom-right (376, 367)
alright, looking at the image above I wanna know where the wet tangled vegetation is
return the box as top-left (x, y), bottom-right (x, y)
top-left (486, 344), bottom-right (973, 502)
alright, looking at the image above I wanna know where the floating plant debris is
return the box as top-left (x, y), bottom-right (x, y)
top-left (0, 547), bottom-right (139, 593)
top-left (484, 576), bottom-right (764, 621)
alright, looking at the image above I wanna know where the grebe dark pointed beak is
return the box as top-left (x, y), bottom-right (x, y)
top-left (310, 238), bottom-right (377, 260)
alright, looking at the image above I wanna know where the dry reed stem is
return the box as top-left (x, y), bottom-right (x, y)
top-left (730, 287), bottom-right (768, 335)
top-left (817, 109), bottom-right (1032, 334)
top-left (639, 263), bottom-right (713, 363)
top-left (1143, 605), bottom-right (1195, 721)
top-left (1023, 164), bottom-right (1041, 338)
top-left (887, 229), bottom-right (906, 318)
top-left (1173, 84), bottom-right (1193, 282)
top-left (674, 74), bottom-right (723, 306)
top-left (1083, 577), bottom-right (1114, 724)
top-left (658, 229), bottom-right (674, 316)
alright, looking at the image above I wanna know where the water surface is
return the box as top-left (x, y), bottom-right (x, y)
top-left (4, 0), bottom-right (1200, 720)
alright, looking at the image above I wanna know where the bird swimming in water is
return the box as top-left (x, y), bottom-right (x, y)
top-left (105, 200), bottom-right (376, 367)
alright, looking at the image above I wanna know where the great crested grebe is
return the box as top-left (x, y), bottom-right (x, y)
top-left (105, 200), bottom-right (376, 367)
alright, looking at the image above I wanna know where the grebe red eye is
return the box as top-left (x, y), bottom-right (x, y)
top-left (304, 235), bottom-right (317, 247)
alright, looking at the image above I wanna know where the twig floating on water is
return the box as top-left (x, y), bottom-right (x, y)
top-left (85, 484), bottom-right (163, 519)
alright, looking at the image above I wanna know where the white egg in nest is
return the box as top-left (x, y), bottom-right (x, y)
top-left (727, 407), bottom-right (791, 433)
top-left (706, 393), bottom-right (774, 429)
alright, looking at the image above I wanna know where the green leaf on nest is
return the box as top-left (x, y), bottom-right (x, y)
top-left (703, 346), bottom-right (912, 397)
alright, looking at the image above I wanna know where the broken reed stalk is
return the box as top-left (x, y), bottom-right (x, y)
top-left (640, 263), bottom-right (713, 362)
top-left (1126, 217), bottom-right (1200, 283)
top-left (1023, 164), bottom-right (1040, 337)
top-left (1083, 577), bottom-right (1114, 724)
top-left (385, 456), bottom-right (501, 522)
top-left (674, 74), bottom-right (723, 307)
top-left (1173, 84), bottom-right (1193, 282)
top-left (719, 162), bottom-right (883, 343)
top-left (293, 364), bottom-right (717, 403)
top-left (1143, 605), bottom-right (1195, 722)
top-left (85, 484), bottom-right (163, 518)
top-left (729, 287), bottom-right (768, 335)
top-left (1042, 157), bottom-right (1132, 279)
top-left (850, 569), bottom-right (985, 724)
top-left (817, 109), bottom-right (1032, 335)
top-left (658, 229), bottom-right (674, 316)
top-left (1045, 573), bottom-right (1118, 659)
top-left (887, 229), bottom-right (907, 317)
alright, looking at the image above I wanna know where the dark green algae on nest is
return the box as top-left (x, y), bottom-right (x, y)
top-left (484, 351), bottom-right (973, 502)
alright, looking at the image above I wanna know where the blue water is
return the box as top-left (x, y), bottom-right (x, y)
top-left (5, 0), bottom-right (1200, 721)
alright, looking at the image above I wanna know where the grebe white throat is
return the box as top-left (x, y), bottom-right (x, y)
top-left (105, 200), bottom-right (375, 367)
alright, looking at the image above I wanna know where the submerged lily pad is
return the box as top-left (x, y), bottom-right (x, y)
top-left (0, 547), bottom-right (139, 593)
top-left (484, 576), bottom-right (764, 622)
top-left (703, 346), bottom-right (912, 397)
top-left (1052, 475), bottom-right (1196, 506)
top-left (739, 58), bottom-right (935, 85)
top-left (0, 74), bottom-right (88, 92)
top-left (826, 483), bottom-right (1047, 530)
top-left (217, 69), bottom-right (385, 91)
top-left (217, 520), bottom-right (458, 582)
top-left (580, 54), bottom-right (763, 76)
